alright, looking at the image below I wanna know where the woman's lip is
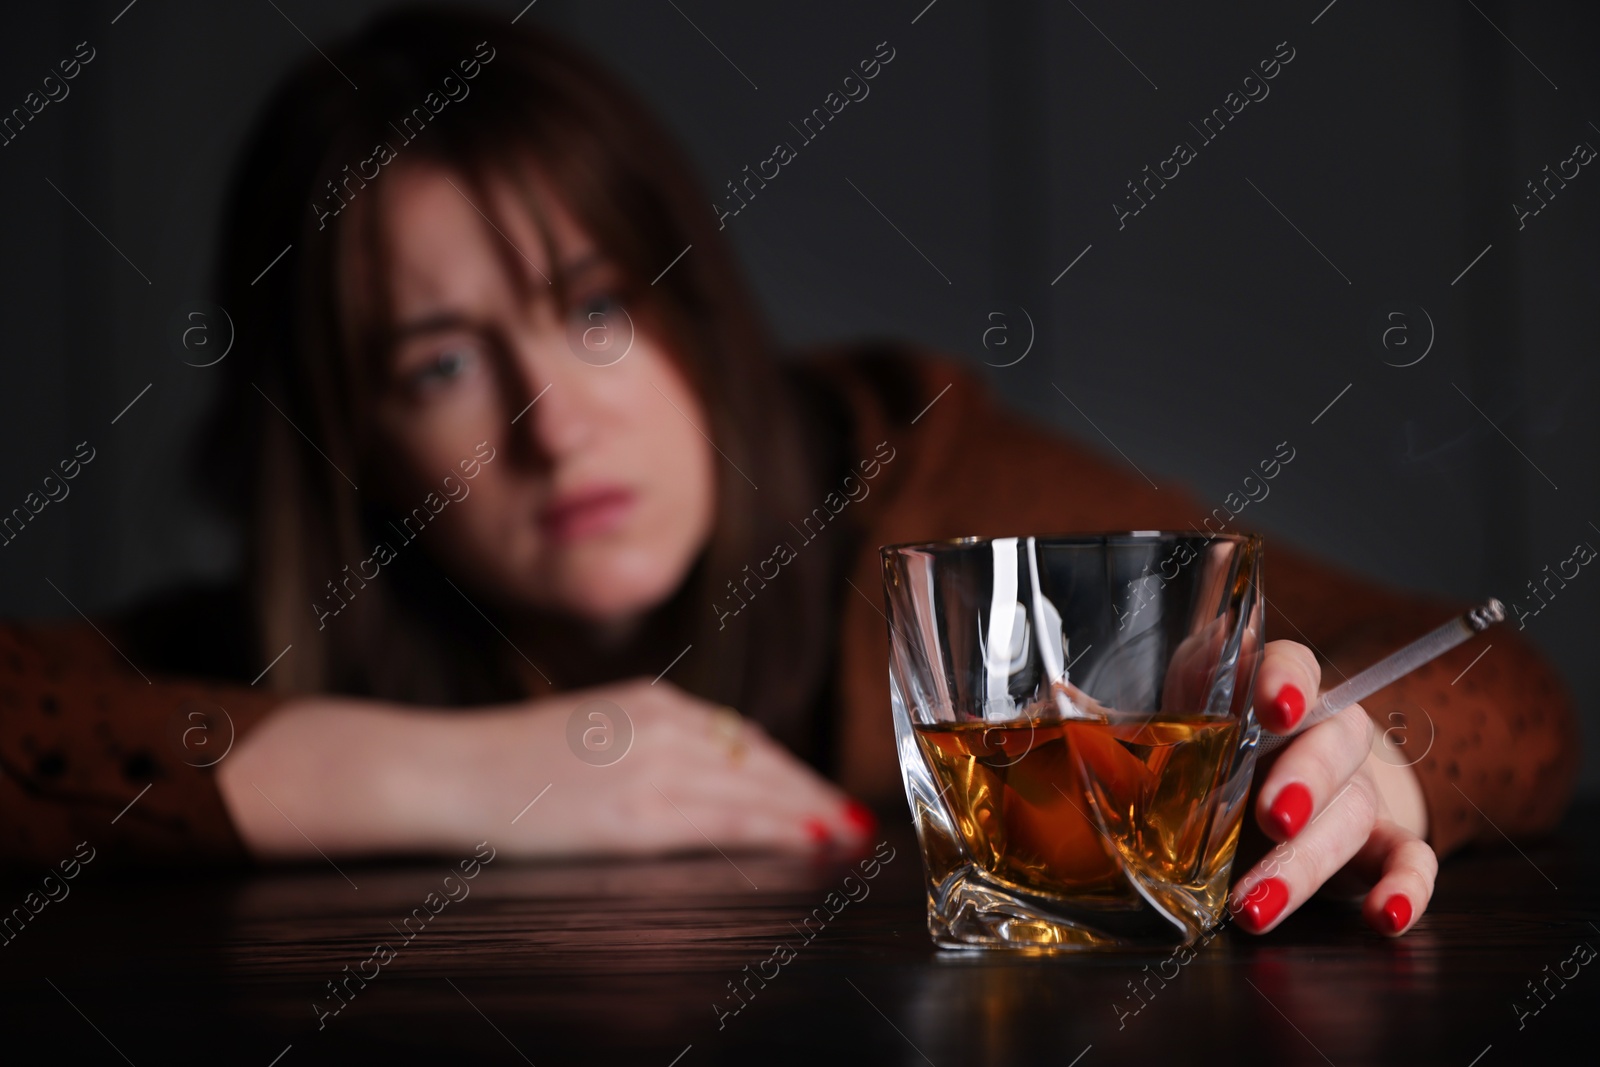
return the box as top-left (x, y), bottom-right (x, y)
top-left (538, 486), bottom-right (635, 543)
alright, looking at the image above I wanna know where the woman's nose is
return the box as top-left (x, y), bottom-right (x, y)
top-left (511, 339), bottom-right (597, 462)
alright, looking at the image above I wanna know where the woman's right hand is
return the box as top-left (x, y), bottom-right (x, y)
top-left (219, 678), bottom-right (875, 861)
top-left (489, 678), bottom-right (876, 857)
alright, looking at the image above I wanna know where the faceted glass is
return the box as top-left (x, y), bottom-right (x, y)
top-left (881, 532), bottom-right (1264, 950)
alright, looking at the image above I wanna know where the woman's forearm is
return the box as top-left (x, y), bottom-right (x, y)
top-left (214, 680), bottom-right (869, 862)
top-left (215, 695), bottom-right (536, 859)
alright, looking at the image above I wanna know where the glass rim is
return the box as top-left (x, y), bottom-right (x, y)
top-left (879, 529), bottom-right (1263, 558)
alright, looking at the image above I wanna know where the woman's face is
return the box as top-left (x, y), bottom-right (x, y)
top-left (366, 163), bottom-right (718, 630)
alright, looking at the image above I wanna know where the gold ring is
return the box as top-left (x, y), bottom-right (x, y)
top-left (709, 705), bottom-right (746, 767)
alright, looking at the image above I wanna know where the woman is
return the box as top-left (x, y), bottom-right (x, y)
top-left (0, 7), bottom-right (1578, 940)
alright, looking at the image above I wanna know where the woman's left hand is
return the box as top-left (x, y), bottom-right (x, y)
top-left (1227, 640), bottom-right (1437, 937)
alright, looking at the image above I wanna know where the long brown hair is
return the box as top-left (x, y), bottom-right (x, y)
top-left (201, 6), bottom-right (846, 760)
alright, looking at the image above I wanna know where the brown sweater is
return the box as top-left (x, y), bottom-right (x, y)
top-left (0, 350), bottom-right (1580, 867)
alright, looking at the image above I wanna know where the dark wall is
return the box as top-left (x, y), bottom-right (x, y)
top-left (1, 1), bottom-right (1596, 788)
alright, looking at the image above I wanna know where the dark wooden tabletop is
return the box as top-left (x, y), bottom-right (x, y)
top-left (2, 801), bottom-right (1594, 1067)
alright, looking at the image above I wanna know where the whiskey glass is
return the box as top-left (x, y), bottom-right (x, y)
top-left (881, 532), bottom-right (1264, 950)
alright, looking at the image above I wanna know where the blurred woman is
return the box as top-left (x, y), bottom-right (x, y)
top-left (0, 7), bottom-right (1578, 939)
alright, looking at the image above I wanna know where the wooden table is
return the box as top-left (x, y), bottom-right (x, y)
top-left (2, 802), bottom-right (1593, 1066)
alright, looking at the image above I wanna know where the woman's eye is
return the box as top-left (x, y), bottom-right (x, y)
top-left (566, 291), bottom-right (634, 364)
top-left (410, 346), bottom-right (477, 387)
top-left (571, 291), bottom-right (623, 324)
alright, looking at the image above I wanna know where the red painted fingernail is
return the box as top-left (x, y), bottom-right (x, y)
top-left (844, 800), bottom-right (878, 837)
top-left (803, 818), bottom-right (829, 845)
top-left (1381, 893), bottom-right (1412, 935)
top-left (1267, 783), bottom-right (1313, 839)
top-left (1268, 684), bottom-right (1306, 732)
top-left (1235, 877), bottom-right (1289, 933)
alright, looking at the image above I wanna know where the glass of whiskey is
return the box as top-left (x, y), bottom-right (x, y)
top-left (880, 532), bottom-right (1264, 950)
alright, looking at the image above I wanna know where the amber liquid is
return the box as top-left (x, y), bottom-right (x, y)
top-left (915, 716), bottom-right (1240, 902)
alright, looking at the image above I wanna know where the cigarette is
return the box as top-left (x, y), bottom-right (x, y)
top-left (1257, 598), bottom-right (1505, 753)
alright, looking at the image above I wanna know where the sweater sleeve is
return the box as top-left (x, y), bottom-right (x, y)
top-left (0, 620), bottom-right (285, 868)
top-left (827, 348), bottom-right (1581, 860)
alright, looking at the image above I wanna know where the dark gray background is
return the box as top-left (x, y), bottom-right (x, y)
top-left (2, 1), bottom-right (1595, 788)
